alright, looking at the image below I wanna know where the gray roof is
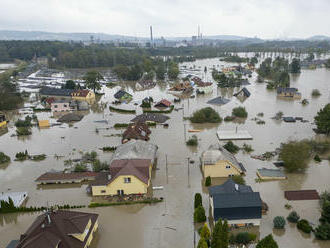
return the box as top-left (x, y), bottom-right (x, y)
top-left (213, 192), bottom-right (262, 209)
top-left (131, 113), bottom-right (169, 123)
top-left (207, 96), bottom-right (230, 105)
top-left (110, 140), bottom-right (158, 164)
top-left (6, 240), bottom-right (19, 248)
top-left (202, 144), bottom-right (245, 172)
top-left (40, 87), bottom-right (74, 97)
top-left (57, 113), bottom-right (83, 122)
top-left (209, 179), bottom-right (252, 196)
top-left (257, 168), bottom-right (286, 178)
top-left (277, 87), bottom-right (298, 94)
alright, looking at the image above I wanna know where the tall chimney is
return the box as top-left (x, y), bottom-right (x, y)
top-left (150, 26), bottom-right (154, 48)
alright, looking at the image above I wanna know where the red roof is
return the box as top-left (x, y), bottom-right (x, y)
top-left (284, 190), bottom-right (320, 200)
top-left (72, 90), bottom-right (90, 97)
top-left (155, 99), bottom-right (172, 108)
top-left (45, 97), bottom-right (56, 105)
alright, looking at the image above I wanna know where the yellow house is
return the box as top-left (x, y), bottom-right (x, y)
top-left (92, 159), bottom-right (152, 196)
top-left (71, 89), bottom-right (95, 103)
top-left (0, 113), bottom-right (7, 128)
top-left (201, 145), bottom-right (246, 178)
top-left (38, 119), bottom-right (50, 128)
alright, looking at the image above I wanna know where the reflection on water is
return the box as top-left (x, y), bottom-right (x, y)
top-left (0, 57), bottom-right (330, 247)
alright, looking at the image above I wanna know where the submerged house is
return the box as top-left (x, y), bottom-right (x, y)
top-left (39, 87), bottom-right (74, 100)
top-left (135, 80), bottom-right (156, 91)
top-left (122, 121), bottom-right (151, 143)
top-left (14, 210), bottom-right (99, 248)
top-left (234, 87), bottom-right (251, 99)
top-left (71, 89), bottom-right (95, 103)
top-left (114, 90), bottom-right (132, 102)
top-left (131, 113), bottom-right (169, 124)
top-left (154, 99), bottom-right (172, 108)
top-left (51, 100), bottom-right (71, 112)
top-left (201, 145), bottom-right (245, 178)
top-left (277, 87), bottom-right (301, 99)
top-left (91, 159), bottom-right (152, 196)
top-left (209, 179), bottom-right (262, 227)
top-left (207, 96), bottom-right (230, 105)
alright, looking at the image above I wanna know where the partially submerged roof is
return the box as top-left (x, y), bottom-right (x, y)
top-left (114, 90), bottom-right (132, 99)
top-left (16, 210), bottom-right (98, 248)
top-left (154, 99), bottom-right (172, 108)
top-left (131, 113), bottom-right (169, 123)
top-left (40, 87), bottom-right (74, 97)
top-left (57, 113), bottom-right (83, 123)
top-left (284, 190), bottom-right (320, 201)
top-left (35, 172), bottom-right (98, 182)
top-left (207, 96), bottom-right (230, 105)
top-left (202, 144), bottom-right (246, 172)
top-left (0, 192), bottom-right (28, 207)
top-left (234, 87), bottom-right (251, 98)
top-left (122, 122), bottom-right (151, 143)
top-left (72, 90), bottom-right (91, 97)
top-left (277, 87), bottom-right (298, 94)
top-left (111, 140), bottom-right (158, 164)
top-left (209, 179), bottom-right (252, 196)
top-left (257, 168), bottom-right (286, 178)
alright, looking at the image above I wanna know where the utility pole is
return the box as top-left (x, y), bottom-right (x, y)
top-left (184, 123), bottom-right (187, 142)
top-left (165, 154), bottom-right (168, 184)
top-left (187, 157), bottom-right (190, 188)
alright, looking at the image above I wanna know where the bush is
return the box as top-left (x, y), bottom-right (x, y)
top-left (314, 154), bottom-right (321, 162)
top-left (15, 116), bottom-right (32, 127)
top-left (74, 163), bottom-right (88, 172)
top-left (194, 206), bottom-right (206, 223)
top-left (194, 193), bottom-right (202, 209)
top-left (279, 141), bottom-right (311, 172)
top-left (197, 238), bottom-right (208, 248)
top-left (256, 234), bottom-right (278, 248)
top-left (287, 211), bottom-right (300, 223)
top-left (315, 222), bottom-right (330, 240)
top-left (232, 175), bottom-right (246, 185)
top-left (102, 146), bottom-right (117, 152)
top-left (205, 176), bottom-right (211, 187)
top-left (109, 106), bottom-right (136, 114)
top-left (0, 152), bottom-right (10, 164)
top-left (92, 159), bottom-right (109, 172)
top-left (189, 107), bottom-right (222, 123)
top-left (199, 223), bottom-right (210, 240)
top-left (235, 232), bottom-right (250, 245)
top-left (311, 89), bottom-right (321, 97)
top-left (224, 116), bottom-right (235, 122)
top-left (242, 143), bottom-right (254, 153)
top-left (315, 104), bottom-right (330, 134)
top-left (297, 219), bottom-right (313, 233)
top-left (223, 141), bottom-right (240, 153)
top-left (273, 216), bottom-right (286, 229)
top-left (232, 106), bottom-right (248, 118)
top-left (186, 135), bottom-right (198, 146)
top-left (30, 154), bottom-right (46, 161)
top-left (16, 127), bottom-right (32, 136)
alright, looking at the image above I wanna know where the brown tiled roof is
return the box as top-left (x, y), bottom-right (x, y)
top-left (154, 99), bottom-right (172, 108)
top-left (35, 172), bottom-right (99, 182)
top-left (284, 190), bottom-right (320, 200)
top-left (16, 210), bottom-right (98, 248)
top-left (72, 90), bottom-right (90, 97)
top-left (109, 159), bottom-right (151, 185)
top-left (122, 122), bottom-right (151, 143)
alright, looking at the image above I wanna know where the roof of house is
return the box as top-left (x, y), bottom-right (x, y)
top-left (209, 179), bottom-right (252, 196)
top-left (154, 99), bottom-right (172, 108)
top-left (6, 240), bottom-right (19, 248)
top-left (213, 192), bottom-right (262, 209)
top-left (114, 90), bottom-right (131, 99)
top-left (207, 96), bottom-right (230, 105)
top-left (52, 99), bottom-right (70, 104)
top-left (35, 172), bottom-right (98, 182)
top-left (283, 117), bottom-right (296, 122)
top-left (57, 113), bottom-right (83, 123)
top-left (16, 210), bottom-right (98, 248)
top-left (111, 140), bottom-right (158, 164)
top-left (284, 190), bottom-right (320, 200)
top-left (202, 144), bottom-right (246, 172)
top-left (234, 87), bottom-right (251, 97)
top-left (257, 168), bottom-right (286, 178)
top-left (277, 87), bottom-right (298, 94)
top-left (122, 122), bottom-right (151, 142)
top-left (40, 87), bottom-right (74, 97)
top-left (109, 159), bottom-right (151, 185)
top-left (131, 113), bottom-right (169, 123)
top-left (72, 90), bottom-right (91, 97)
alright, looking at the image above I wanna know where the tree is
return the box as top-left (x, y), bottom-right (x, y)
top-left (279, 141), bottom-right (311, 172)
top-left (287, 211), bottom-right (300, 223)
top-left (297, 219), bottom-right (313, 233)
top-left (273, 216), bottom-right (286, 229)
top-left (223, 141), bottom-right (240, 153)
top-left (256, 234), bottom-right (278, 248)
top-left (232, 107), bottom-right (248, 118)
top-left (232, 175), bottom-right (246, 185)
top-left (62, 80), bottom-right (76, 89)
top-left (83, 70), bottom-right (103, 93)
top-left (200, 223), bottom-right (211, 240)
top-left (197, 237), bottom-right (208, 248)
top-left (168, 62), bottom-right (179, 80)
top-left (205, 176), bottom-right (211, 187)
top-left (194, 206), bottom-right (206, 223)
top-left (194, 193), bottom-right (202, 209)
top-left (315, 222), bottom-right (330, 240)
top-left (290, 58), bottom-right (301, 73)
top-left (315, 104), bottom-right (330, 134)
top-left (190, 107), bottom-right (222, 123)
top-left (235, 232), bottom-right (250, 245)
top-left (219, 219), bottom-right (229, 248)
top-left (211, 219), bottom-right (223, 248)
top-left (325, 58), bottom-right (330, 68)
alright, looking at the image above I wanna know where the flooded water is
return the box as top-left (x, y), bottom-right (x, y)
top-left (1, 57), bottom-right (330, 248)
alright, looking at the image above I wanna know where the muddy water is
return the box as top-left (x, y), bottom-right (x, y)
top-left (1, 57), bottom-right (330, 248)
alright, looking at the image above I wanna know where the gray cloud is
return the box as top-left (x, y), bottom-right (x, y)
top-left (0, 0), bottom-right (329, 38)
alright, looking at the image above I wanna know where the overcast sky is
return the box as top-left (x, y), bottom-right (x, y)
top-left (0, 0), bottom-right (329, 39)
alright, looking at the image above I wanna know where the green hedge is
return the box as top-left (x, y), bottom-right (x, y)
top-left (109, 106), bottom-right (136, 114)
top-left (101, 146), bottom-right (117, 152)
top-left (89, 198), bottom-right (163, 208)
top-left (114, 122), bottom-right (156, 128)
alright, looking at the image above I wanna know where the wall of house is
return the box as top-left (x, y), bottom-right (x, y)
top-left (84, 220), bottom-right (98, 248)
top-left (92, 175), bottom-right (148, 196)
top-left (51, 102), bottom-right (71, 112)
top-left (203, 160), bottom-right (241, 178)
top-left (0, 121), bottom-right (7, 128)
top-left (72, 91), bottom-right (95, 102)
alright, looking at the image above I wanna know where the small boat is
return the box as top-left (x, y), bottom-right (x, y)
top-left (188, 129), bottom-right (202, 133)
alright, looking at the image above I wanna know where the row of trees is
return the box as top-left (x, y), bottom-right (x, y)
top-left (0, 71), bottom-right (24, 111)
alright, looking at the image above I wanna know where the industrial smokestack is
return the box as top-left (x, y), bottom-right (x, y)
top-left (150, 26), bottom-right (154, 48)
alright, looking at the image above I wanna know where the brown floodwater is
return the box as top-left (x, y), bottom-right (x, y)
top-left (1, 57), bottom-right (330, 248)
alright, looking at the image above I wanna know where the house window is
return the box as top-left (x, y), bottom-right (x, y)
top-left (117, 190), bottom-right (124, 195)
top-left (124, 177), bottom-right (131, 183)
top-left (54, 105), bottom-right (58, 108)
top-left (64, 104), bottom-right (67, 107)
top-left (225, 165), bottom-right (231, 169)
top-left (101, 190), bottom-right (106, 193)
top-left (229, 174), bottom-right (234, 177)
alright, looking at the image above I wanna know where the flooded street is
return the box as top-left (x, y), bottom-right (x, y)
top-left (1, 57), bottom-right (330, 248)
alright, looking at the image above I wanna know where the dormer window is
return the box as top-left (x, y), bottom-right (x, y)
top-left (124, 177), bottom-right (131, 183)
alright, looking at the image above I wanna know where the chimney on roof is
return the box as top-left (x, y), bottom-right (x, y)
top-left (107, 174), bottom-right (111, 180)
top-left (235, 184), bottom-right (239, 191)
top-left (46, 212), bottom-right (51, 224)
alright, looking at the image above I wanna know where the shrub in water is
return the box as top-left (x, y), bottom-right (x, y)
top-left (287, 211), bottom-right (300, 223)
top-left (297, 219), bottom-right (313, 233)
top-left (194, 193), bottom-right (202, 209)
top-left (273, 216), bottom-right (286, 229)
